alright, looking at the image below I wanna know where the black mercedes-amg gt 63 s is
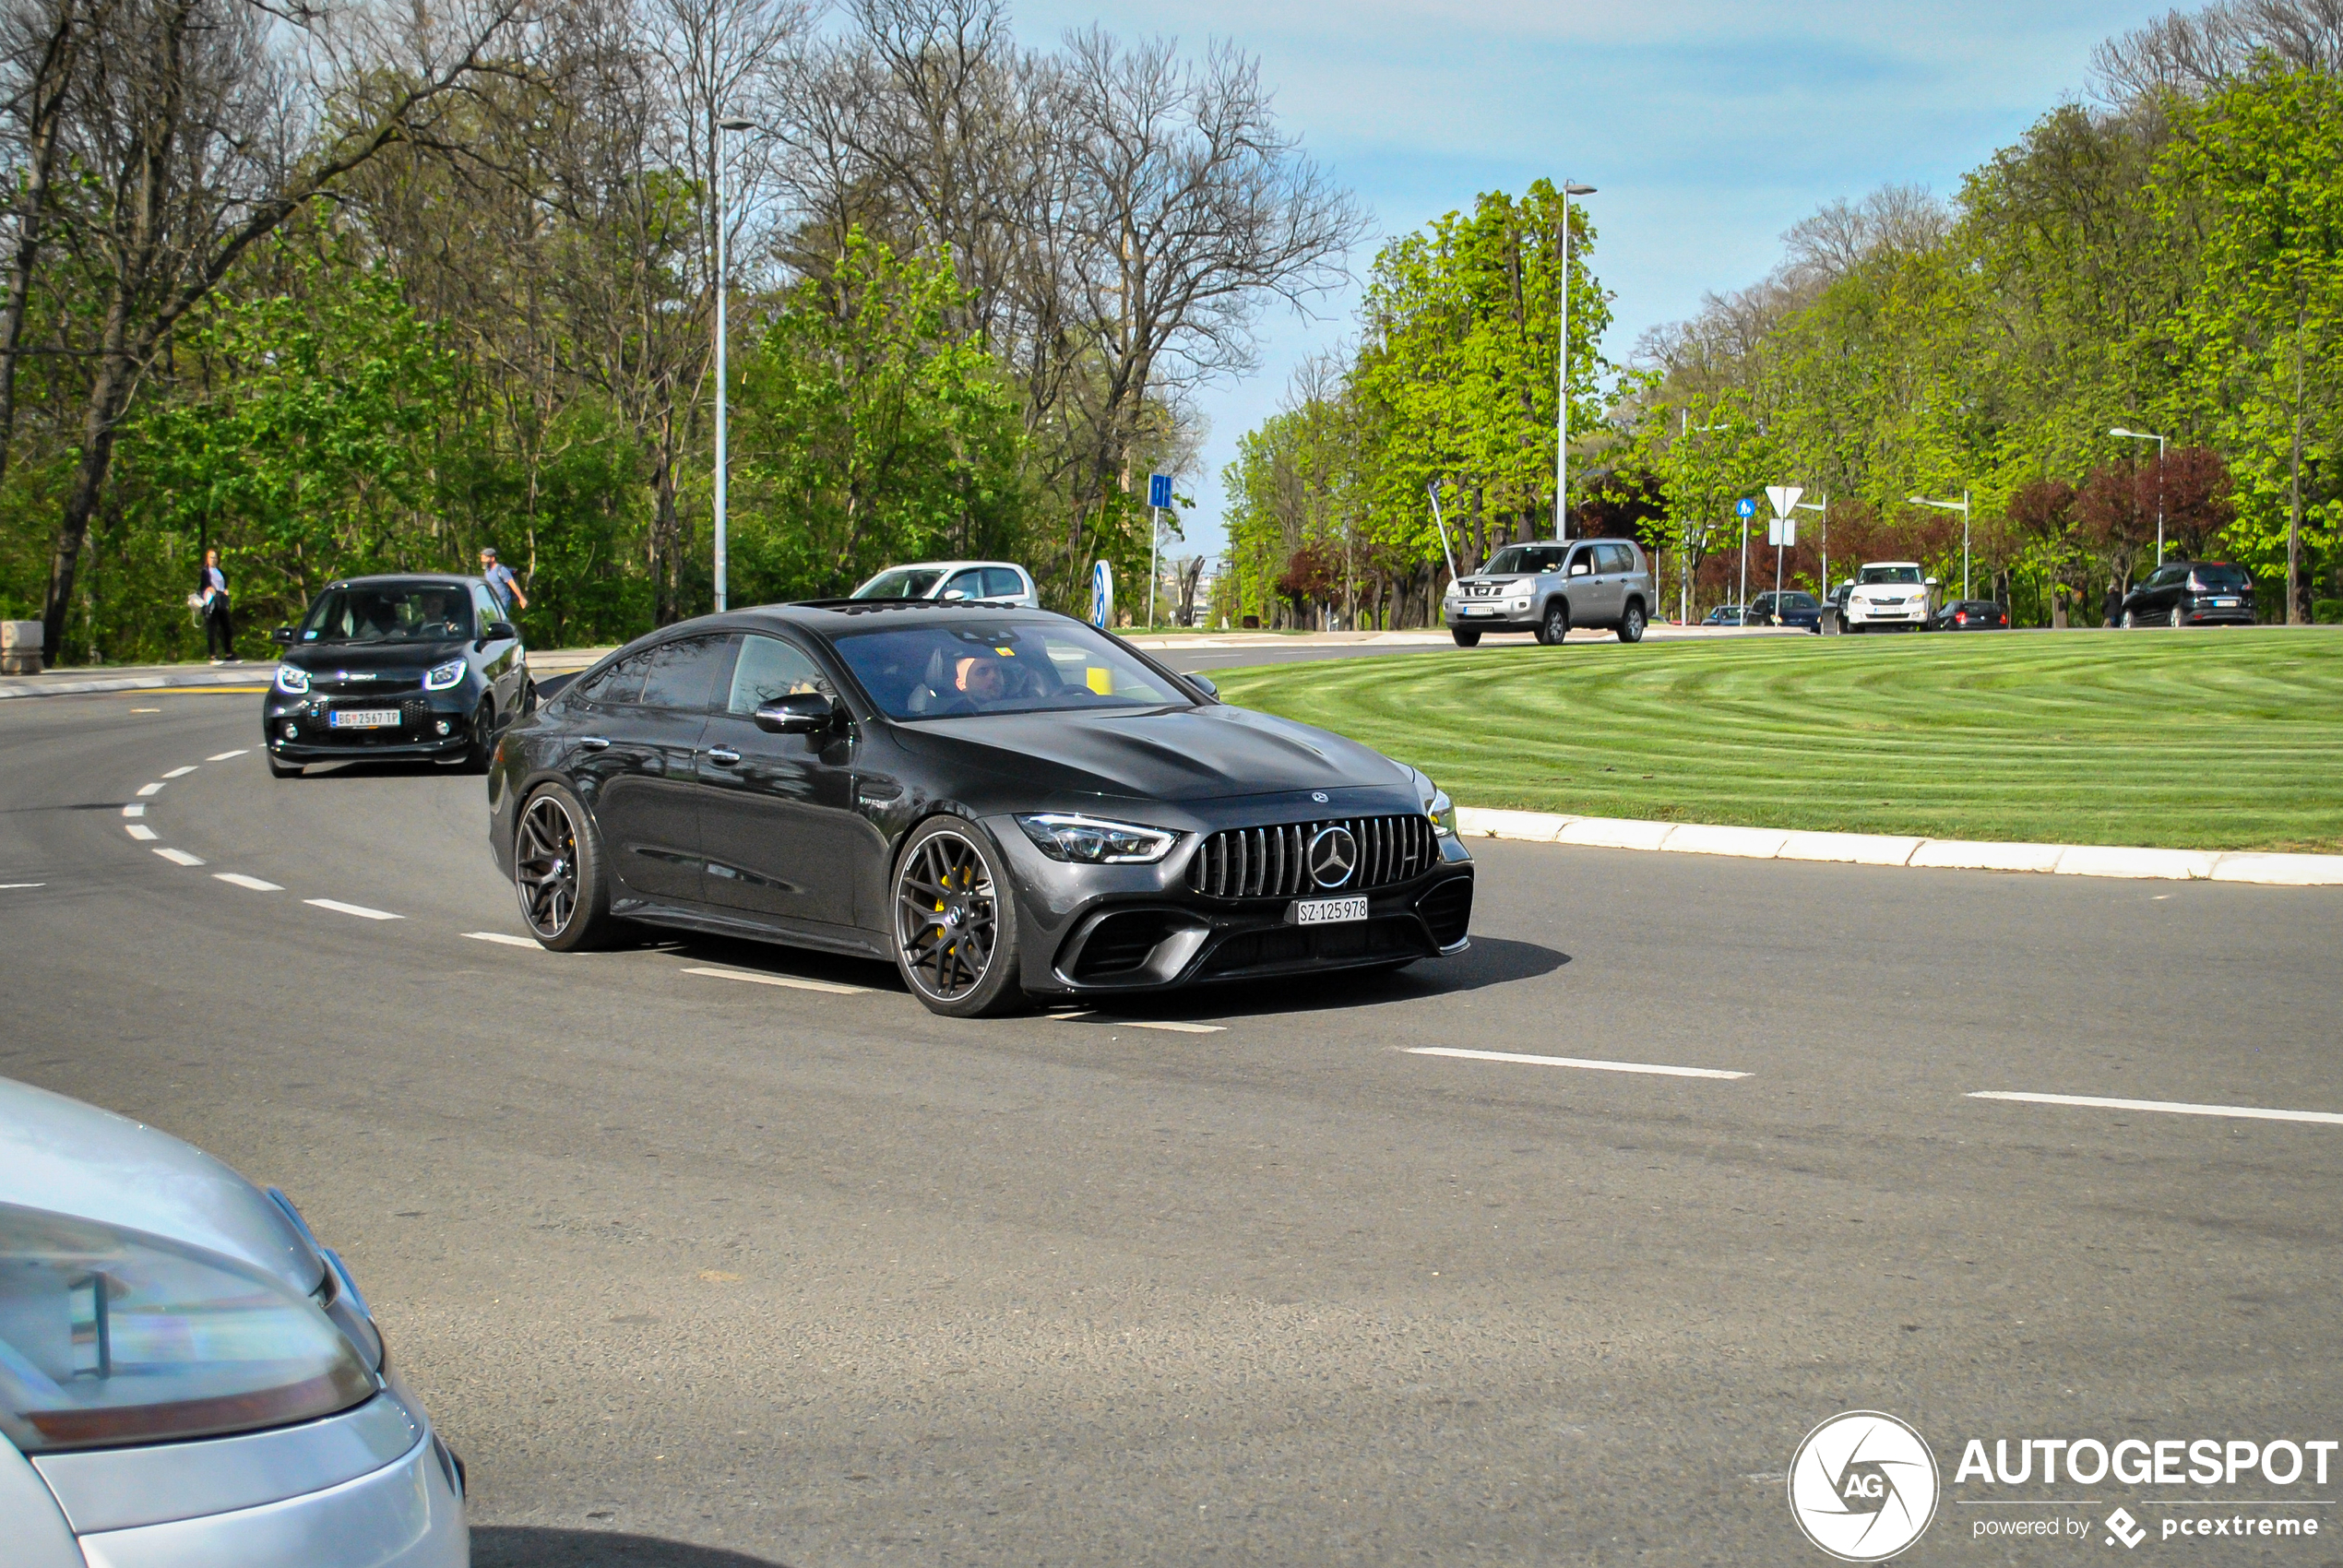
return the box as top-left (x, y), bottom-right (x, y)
top-left (264, 575), bottom-right (533, 778)
top-left (487, 601), bottom-right (1474, 1016)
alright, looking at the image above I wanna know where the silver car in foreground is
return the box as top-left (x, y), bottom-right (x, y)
top-left (0, 1077), bottom-right (466, 1567)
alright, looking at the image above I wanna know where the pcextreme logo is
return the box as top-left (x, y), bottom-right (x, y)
top-left (1790, 1411), bottom-right (1943, 1562)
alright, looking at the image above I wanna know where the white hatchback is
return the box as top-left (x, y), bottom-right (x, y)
top-left (0, 1078), bottom-right (466, 1568)
top-left (1842, 562), bottom-right (1938, 632)
top-left (850, 560), bottom-right (1041, 608)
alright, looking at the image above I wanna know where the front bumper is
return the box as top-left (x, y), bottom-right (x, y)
top-left (991, 807), bottom-right (1476, 998)
top-left (263, 688), bottom-right (480, 762)
top-left (1846, 603), bottom-right (1922, 626)
top-left (1445, 601), bottom-right (1533, 631)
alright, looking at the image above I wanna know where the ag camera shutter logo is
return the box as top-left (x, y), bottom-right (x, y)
top-left (1789, 1411), bottom-right (1940, 1562)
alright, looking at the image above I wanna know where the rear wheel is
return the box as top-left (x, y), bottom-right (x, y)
top-left (515, 784), bottom-right (620, 950)
top-left (1617, 602), bottom-right (1646, 643)
top-left (2170, 605), bottom-right (2186, 629)
top-left (1450, 626), bottom-right (1481, 647)
top-left (893, 817), bottom-right (1024, 1017)
top-left (1538, 600), bottom-right (1570, 646)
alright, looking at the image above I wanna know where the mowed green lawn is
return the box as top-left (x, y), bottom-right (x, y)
top-left (1210, 627), bottom-right (2343, 852)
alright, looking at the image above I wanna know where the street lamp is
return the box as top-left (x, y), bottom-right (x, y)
top-left (2111, 427), bottom-right (2167, 566)
top-left (714, 115), bottom-right (758, 612)
top-left (1554, 180), bottom-right (1595, 540)
top-left (1907, 491), bottom-right (1971, 600)
top-left (1678, 410), bottom-right (1726, 626)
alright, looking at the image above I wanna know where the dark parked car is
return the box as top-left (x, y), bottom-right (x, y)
top-left (1931, 600), bottom-right (2010, 631)
top-left (1441, 538), bottom-right (1657, 647)
top-left (264, 575), bottom-right (531, 778)
top-left (487, 602), bottom-right (1475, 1017)
top-left (1747, 590), bottom-right (1823, 631)
top-left (2118, 561), bottom-right (2256, 627)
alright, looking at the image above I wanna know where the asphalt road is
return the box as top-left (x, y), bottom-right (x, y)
top-left (4, 687), bottom-right (2340, 1566)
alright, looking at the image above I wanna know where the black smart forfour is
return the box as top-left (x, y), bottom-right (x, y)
top-left (263, 575), bottom-right (533, 778)
top-left (486, 601), bottom-right (1474, 1016)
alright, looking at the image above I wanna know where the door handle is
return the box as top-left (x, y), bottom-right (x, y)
top-left (707, 746), bottom-right (741, 766)
top-left (578, 736), bottom-right (611, 751)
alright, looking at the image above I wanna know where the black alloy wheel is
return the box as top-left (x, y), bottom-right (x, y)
top-left (515, 784), bottom-right (617, 950)
top-left (1450, 626), bottom-right (1481, 647)
top-left (460, 699), bottom-right (496, 773)
top-left (1617, 602), bottom-right (1646, 644)
top-left (1538, 600), bottom-right (1571, 646)
top-left (892, 817), bottom-right (1022, 1016)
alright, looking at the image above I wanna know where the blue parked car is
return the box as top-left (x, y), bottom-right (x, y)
top-left (1748, 590), bottom-right (1823, 631)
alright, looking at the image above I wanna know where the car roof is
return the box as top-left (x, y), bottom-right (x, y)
top-left (862, 560), bottom-right (1028, 574)
top-left (321, 574), bottom-right (483, 590)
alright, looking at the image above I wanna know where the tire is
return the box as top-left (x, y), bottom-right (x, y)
top-left (513, 782), bottom-right (621, 951)
top-left (1617, 602), bottom-right (1646, 644)
top-left (268, 754), bottom-right (303, 779)
top-left (1538, 600), bottom-right (1571, 646)
top-left (2170, 605), bottom-right (2186, 629)
top-left (2121, 609), bottom-right (2138, 628)
top-left (1450, 626), bottom-right (1481, 647)
top-left (460, 699), bottom-right (496, 774)
top-left (892, 816), bottom-right (1025, 1017)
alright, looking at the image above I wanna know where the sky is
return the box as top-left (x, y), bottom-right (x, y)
top-left (1003, 0), bottom-right (2172, 563)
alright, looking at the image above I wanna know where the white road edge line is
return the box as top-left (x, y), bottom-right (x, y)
top-left (681, 965), bottom-right (870, 996)
top-left (1968, 1090), bottom-right (2343, 1127)
top-left (125, 825), bottom-right (157, 841)
top-left (206, 750), bottom-right (248, 762)
top-left (122, 803), bottom-right (143, 817)
top-left (162, 766), bottom-right (197, 778)
top-left (1053, 1012), bottom-right (1226, 1034)
top-left (214, 873), bottom-right (282, 892)
top-left (1407, 1046), bottom-right (1750, 1080)
top-left (153, 848), bottom-right (204, 867)
top-left (136, 782), bottom-right (165, 797)
top-left (304, 897), bottom-right (402, 921)
top-left (462, 931), bottom-right (541, 948)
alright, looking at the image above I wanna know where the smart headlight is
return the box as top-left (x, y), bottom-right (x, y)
top-left (272, 663), bottom-right (310, 695)
top-left (0, 1203), bottom-right (378, 1453)
top-left (1016, 814), bottom-right (1178, 864)
top-left (1408, 766), bottom-right (1457, 837)
top-left (423, 659), bottom-right (467, 692)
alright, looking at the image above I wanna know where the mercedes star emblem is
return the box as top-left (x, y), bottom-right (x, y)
top-left (1307, 825), bottom-right (1359, 888)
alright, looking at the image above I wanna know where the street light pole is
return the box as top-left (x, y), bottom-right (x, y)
top-left (1907, 491), bottom-right (1972, 600)
top-left (2111, 427), bottom-right (2167, 566)
top-left (1554, 181), bottom-right (1595, 540)
top-left (1679, 410), bottom-right (1726, 625)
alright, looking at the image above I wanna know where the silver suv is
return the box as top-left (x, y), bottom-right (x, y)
top-left (1442, 538), bottom-right (1656, 647)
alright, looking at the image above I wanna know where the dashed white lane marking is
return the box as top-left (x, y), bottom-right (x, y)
top-left (125, 825), bottom-right (157, 841)
top-left (214, 873), bottom-right (283, 892)
top-left (162, 766), bottom-right (197, 778)
top-left (153, 848), bottom-right (205, 867)
top-left (0, 883), bottom-right (43, 889)
top-left (136, 782), bottom-right (165, 797)
top-left (1053, 1012), bottom-right (1226, 1034)
top-left (1407, 1046), bottom-right (1751, 1081)
top-left (463, 931), bottom-right (541, 948)
top-left (682, 965), bottom-right (870, 996)
top-left (206, 750), bottom-right (247, 762)
top-left (1968, 1090), bottom-right (2343, 1127)
top-left (304, 897), bottom-right (402, 921)
top-left (122, 803), bottom-right (144, 817)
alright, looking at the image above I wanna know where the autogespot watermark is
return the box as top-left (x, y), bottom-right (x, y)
top-left (1788, 1414), bottom-right (2335, 1559)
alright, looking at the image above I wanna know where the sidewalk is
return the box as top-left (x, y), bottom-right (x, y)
top-left (0, 647), bottom-right (609, 700)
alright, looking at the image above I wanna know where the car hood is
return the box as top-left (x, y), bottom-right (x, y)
top-left (281, 639), bottom-right (469, 673)
top-left (0, 1077), bottom-right (320, 1292)
top-left (892, 703), bottom-right (1415, 803)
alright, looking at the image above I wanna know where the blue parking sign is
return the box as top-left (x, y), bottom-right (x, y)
top-left (1148, 473), bottom-right (1172, 509)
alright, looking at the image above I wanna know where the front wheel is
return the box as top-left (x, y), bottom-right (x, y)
top-left (460, 700), bottom-right (496, 773)
top-left (514, 783), bottom-right (621, 950)
top-left (893, 817), bottom-right (1024, 1017)
top-left (1450, 626), bottom-right (1481, 647)
top-left (1538, 601), bottom-right (1570, 646)
top-left (2121, 609), bottom-right (2139, 629)
top-left (1617, 603), bottom-right (1646, 643)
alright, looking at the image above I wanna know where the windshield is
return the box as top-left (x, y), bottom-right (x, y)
top-left (1481, 545), bottom-right (1566, 576)
top-left (1858, 565), bottom-right (1924, 585)
top-left (299, 584), bottom-right (473, 645)
top-left (853, 567), bottom-right (949, 600)
top-left (830, 618), bottom-right (1192, 720)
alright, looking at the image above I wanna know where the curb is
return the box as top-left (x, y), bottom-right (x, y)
top-left (0, 668), bottom-right (268, 700)
top-left (1453, 808), bottom-right (2343, 888)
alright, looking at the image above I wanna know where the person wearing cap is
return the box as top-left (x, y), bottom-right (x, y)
top-left (479, 547), bottom-right (529, 615)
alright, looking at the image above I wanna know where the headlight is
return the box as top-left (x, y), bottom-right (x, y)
top-left (1408, 767), bottom-right (1457, 837)
top-left (0, 1203), bottom-right (377, 1453)
top-left (423, 659), bottom-right (466, 692)
top-left (273, 663), bottom-right (310, 695)
top-left (1015, 814), bottom-right (1178, 863)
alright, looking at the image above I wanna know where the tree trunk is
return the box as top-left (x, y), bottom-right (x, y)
top-left (0, 0), bottom-right (79, 491)
top-left (2288, 313), bottom-right (2305, 625)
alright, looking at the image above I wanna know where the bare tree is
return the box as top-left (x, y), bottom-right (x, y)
top-left (0, 0), bottom-right (91, 489)
top-left (2094, 0), bottom-right (2343, 101)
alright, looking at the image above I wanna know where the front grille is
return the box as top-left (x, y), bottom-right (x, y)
top-left (1201, 916), bottom-right (1426, 977)
top-left (315, 677), bottom-right (422, 696)
top-left (1186, 814), bottom-right (1437, 901)
top-left (299, 697), bottom-right (441, 742)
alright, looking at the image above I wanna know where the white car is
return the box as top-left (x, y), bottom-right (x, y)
top-left (850, 560), bottom-right (1041, 608)
top-left (0, 1077), bottom-right (466, 1567)
top-left (1841, 563), bottom-right (1938, 632)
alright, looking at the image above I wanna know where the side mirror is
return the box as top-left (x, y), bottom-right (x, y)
top-left (939, 588), bottom-right (968, 602)
top-left (481, 620), bottom-right (517, 643)
top-left (1924, 578), bottom-right (1941, 588)
top-left (754, 693), bottom-right (838, 734)
top-left (271, 626), bottom-right (295, 646)
top-left (1186, 672), bottom-right (1218, 699)
top-left (1568, 562), bottom-right (1591, 577)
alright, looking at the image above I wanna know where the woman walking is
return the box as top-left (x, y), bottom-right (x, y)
top-left (196, 549), bottom-right (237, 663)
